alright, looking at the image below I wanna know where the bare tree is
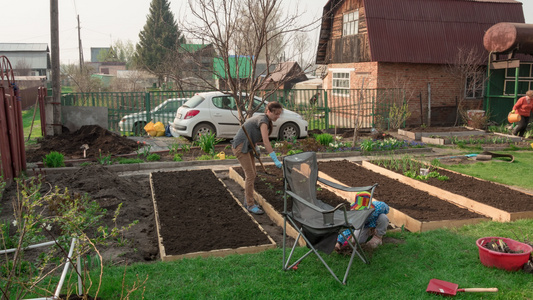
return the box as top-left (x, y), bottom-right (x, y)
top-left (61, 64), bottom-right (105, 96)
top-left (109, 70), bottom-right (152, 92)
top-left (445, 47), bottom-right (487, 126)
top-left (180, 0), bottom-right (318, 122)
top-left (14, 60), bottom-right (32, 76)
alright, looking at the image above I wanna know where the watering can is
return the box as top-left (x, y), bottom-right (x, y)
top-left (216, 151), bottom-right (226, 160)
top-left (508, 112), bottom-right (521, 123)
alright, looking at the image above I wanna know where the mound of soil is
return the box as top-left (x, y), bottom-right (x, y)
top-left (25, 125), bottom-right (139, 163)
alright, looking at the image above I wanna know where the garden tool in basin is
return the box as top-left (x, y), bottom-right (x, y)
top-left (426, 279), bottom-right (498, 296)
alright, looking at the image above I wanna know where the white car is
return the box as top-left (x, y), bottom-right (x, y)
top-left (169, 91), bottom-right (308, 140)
top-left (118, 98), bottom-right (187, 135)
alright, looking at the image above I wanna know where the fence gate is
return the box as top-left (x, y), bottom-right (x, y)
top-left (0, 56), bottom-right (26, 186)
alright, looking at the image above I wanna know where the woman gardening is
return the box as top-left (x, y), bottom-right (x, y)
top-left (231, 101), bottom-right (283, 215)
top-left (511, 90), bottom-right (533, 137)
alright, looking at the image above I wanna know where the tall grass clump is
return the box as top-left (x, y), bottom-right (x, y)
top-left (314, 133), bottom-right (334, 146)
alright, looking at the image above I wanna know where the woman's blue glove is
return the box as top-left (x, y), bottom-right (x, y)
top-left (269, 152), bottom-right (282, 168)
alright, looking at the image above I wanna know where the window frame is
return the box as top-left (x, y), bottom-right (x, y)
top-left (343, 10), bottom-right (359, 37)
top-left (332, 71), bottom-right (351, 96)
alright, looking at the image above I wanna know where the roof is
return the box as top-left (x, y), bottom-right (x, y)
top-left (0, 43), bottom-right (49, 52)
top-left (262, 61), bottom-right (306, 83)
top-left (213, 56), bottom-right (252, 79)
top-left (178, 44), bottom-right (211, 53)
top-left (316, 0), bottom-right (525, 64)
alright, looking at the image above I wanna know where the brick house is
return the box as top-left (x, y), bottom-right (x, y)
top-left (316, 0), bottom-right (525, 127)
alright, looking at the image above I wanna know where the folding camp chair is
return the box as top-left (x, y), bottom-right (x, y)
top-left (281, 152), bottom-right (378, 285)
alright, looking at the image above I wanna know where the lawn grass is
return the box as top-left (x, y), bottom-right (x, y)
top-left (443, 151), bottom-right (533, 190)
top-left (47, 219), bottom-right (532, 299)
top-left (22, 107), bottom-right (42, 143)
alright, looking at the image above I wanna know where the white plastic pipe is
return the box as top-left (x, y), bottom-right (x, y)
top-left (0, 240), bottom-right (56, 254)
top-left (54, 238), bottom-right (77, 298)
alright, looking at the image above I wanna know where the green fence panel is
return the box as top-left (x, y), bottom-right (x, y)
top-left (486, 96), bottom-right (516, 124)
top-left (61, 88), bottom-right (403, 136)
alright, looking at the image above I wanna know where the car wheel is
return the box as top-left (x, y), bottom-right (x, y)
top-left (278, 122), bottom-right (300, 141)
top-left (192, 123), bottom-right (216, 141)
top-left (133, 122), bottom-right (146, 136)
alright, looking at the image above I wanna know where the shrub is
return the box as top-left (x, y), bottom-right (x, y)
top-left (43, 151), bottom-right (65, 168)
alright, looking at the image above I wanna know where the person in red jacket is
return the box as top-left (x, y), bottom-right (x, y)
top-left (511, 90), bottom-right (533, 137)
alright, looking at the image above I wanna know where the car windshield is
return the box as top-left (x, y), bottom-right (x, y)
top-left (183, 95), bottom-right (205, 108)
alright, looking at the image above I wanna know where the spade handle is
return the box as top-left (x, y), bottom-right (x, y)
top-left (459, 288), bottom-right (498, 293)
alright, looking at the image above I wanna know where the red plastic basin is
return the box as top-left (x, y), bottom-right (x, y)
top-left (477, 237), bottom-right (533, 271)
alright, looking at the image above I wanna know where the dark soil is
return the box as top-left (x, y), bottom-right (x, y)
top-left (369, 160), bottom-right (533, 212)
top-left (150, 169), bottom-right (272, 255)
top-left (25, 125), bottom-right (140, 163)
top-left (318, 160), bottom-right (484, 221)
top-left (234, 165), bottom-right (349, 213)
top-left (234, 162), bottom-right (483, 222)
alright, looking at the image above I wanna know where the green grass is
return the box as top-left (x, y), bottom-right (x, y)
top-left (22, 107), bottom-right (43, 143)
top-left (46, 219), bottom-right (533, 299)
top-left (444, 151), bottom-right (533, 190)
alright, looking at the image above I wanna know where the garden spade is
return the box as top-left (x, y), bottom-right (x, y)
top-left (426, 279), bottom-right (498, 296)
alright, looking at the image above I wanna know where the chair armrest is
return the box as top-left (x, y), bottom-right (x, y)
top-left (318, 177), bottom-right (378, 193)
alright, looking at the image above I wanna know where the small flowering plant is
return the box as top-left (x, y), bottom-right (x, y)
top-left (136, 141), bottom-right (152, 158)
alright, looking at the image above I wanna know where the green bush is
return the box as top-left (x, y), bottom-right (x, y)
top-left (43, 151), bottom-right (65, 168)
top-left (314, 133), bottom-right (333, 146)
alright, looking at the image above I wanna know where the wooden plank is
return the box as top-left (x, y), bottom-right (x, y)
top-left (151, 170), bottom-right (276, 261)
top-left (361, 161), bottom-right (533, 222)
top-left (228, 167), bottom-right (306, 247)
top-left (149, 173), bottom-right (167, 260)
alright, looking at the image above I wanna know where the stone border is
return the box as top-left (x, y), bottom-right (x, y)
top-left (316, 169), bottom-right (488, 232)
top-left (361, 161), bottom-right (533, 222)
top-left (150, 170), bottom-right (276, 262)
top-left (228, 167), bottom-right (306, 247)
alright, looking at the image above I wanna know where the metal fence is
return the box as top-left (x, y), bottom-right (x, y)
top-left (60, 88), bottom-right (404, 135)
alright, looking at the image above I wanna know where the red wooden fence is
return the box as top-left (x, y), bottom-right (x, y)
top-left (0, 56), bottom-right (26, 186)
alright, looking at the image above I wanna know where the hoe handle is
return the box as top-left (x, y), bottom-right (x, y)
top-left (459, 288), bottom-right (498, 293)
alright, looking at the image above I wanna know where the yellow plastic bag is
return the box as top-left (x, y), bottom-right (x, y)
top-left (144, 121), bottom-right (157, 137)
top-left (153, 122), bottom-right (165, 137)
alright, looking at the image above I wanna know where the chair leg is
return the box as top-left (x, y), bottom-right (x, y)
top-left (284, 219), bottom-right (346, 284)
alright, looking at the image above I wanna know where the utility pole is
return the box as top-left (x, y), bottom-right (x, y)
top-left (78, 15), bottom-right (84, 71)
top-left (50, 0), bottom-right (62, 135)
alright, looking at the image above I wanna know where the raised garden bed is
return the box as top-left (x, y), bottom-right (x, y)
top-left (363, 160), bottom-right (533, 222)
top-left (228, 166), bottom-right (347, 246)
top-left (317, 160), bottom-right (488, 232)
top-left (398, 126), bottom-right (486, 141)
top-left (230, 162), bottom-right (488, 233)
top-left (420, 133), bottom-right (522, 145)
top-left (150, 169), bottom-right (275, 261)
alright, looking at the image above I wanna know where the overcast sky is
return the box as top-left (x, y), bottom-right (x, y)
top-left (3, 0), bottom-right (533, 64)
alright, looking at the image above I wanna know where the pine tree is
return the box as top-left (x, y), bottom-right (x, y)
top-left (134, 0), bottom-right (185, 85)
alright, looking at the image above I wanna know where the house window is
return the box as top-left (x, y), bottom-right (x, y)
top-left (465, 72), bottom-right (484, 99)
top-left (332, 72), bottom-right (350, 96)
top-left (343, 10), bottom-right (359, 36)
top-left (503, 63), bottom-right (533, 95)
